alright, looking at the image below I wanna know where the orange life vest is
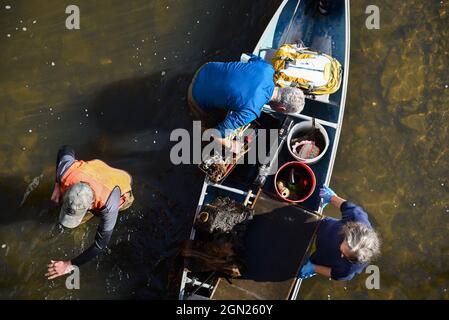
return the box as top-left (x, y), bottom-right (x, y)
top-left (59, 160), bottom-right (132, 211)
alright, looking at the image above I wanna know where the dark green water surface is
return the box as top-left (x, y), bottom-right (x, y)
top-left (0, 0), bottom-right (448, 299)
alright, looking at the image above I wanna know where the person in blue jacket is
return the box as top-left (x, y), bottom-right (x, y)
top-left (300, 186), bottom-right (381, 280)
top-left (188, 55), bottom-right (305, 153)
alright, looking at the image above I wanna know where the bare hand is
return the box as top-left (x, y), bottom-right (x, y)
top-left (214, 137), bottom-right (243, 155)
top-left (228, 140), bottom-right (243, 154)
top-left (45, 260), bottom-right (73, 280)
top-left (51, 183), bottom-right (61, 204)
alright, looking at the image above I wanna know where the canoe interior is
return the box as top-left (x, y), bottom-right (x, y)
top-left (254, 0), bottom-right (348, 213)
top-left (211, 193), bottom-right (321, 300)
top-left (180, 0), bottom-right (349, 300)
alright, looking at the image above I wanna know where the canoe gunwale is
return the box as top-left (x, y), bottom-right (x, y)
top-left (178, 0), bottom-right (350, 301)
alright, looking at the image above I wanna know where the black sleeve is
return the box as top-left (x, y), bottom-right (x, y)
top-left (55, 145), bottom-right (76, 183)
top-left (341, 201), bottom-right (371, 227)
top-left (70, 188), bottom-right (120, 266)
top-left (70, 229), bottom-right (113, 267)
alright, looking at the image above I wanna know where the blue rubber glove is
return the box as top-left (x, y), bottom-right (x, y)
top-left (319, 186), bottom-right (336, 208)
top-left (299, 257), bottom-right (316, 279)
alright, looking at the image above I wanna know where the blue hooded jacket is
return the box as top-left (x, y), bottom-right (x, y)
top-left (191, 56), bottom-right (275, 137)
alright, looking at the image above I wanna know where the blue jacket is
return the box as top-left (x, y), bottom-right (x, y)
top-left (191, 56), bottom-right (275, 137)
top-left (310, 202), bottom-right (372, 280)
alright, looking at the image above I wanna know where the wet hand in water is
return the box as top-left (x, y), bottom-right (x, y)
top-left (50, 183), bottom-right (61, 204)
top-left (45, 260), bottom-right (73, 279)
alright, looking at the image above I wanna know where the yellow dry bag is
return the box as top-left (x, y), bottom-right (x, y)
top-left (272, 44), bottom-right (342, 95)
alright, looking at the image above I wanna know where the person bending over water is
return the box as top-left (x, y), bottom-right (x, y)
top-left (46, 145), bottom-right (134, 279)
top-left (300, 186), bottom-right (381, 280)
top-left (188, 54), bottom-right (305, 153)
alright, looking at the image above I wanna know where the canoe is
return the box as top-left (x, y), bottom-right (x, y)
top-left (178, 0), bottom-right (350, 300)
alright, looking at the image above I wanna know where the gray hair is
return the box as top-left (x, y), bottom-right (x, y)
top-left (341, 222), bottom-right (381, 263)
top-left (277, 87), bottom-right (305, 114)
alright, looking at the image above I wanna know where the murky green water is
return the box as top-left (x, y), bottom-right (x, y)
top-left (0, 0), bottom-right (448, 299)
top-left (301, 0), bottom-right (449, 300)
top-left (0, 0), bottom-right (280, 299)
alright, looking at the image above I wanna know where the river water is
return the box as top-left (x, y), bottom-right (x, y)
top-left (0, 0), bottom-right (448, 299)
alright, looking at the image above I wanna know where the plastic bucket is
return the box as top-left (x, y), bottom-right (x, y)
top-left (287, 120), bottom-right (329, 164)
top-left (274, 161), bottom-right (316, 203)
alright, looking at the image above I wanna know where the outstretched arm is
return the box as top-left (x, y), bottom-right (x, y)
top-left (215, 109), bottom-right (257, 138)
top-left (55, 145), bottom-right (76, 183)
top-left (51, 145), bottom-right (76, 204)
top-left (71, 187), bottom-right (120, 267)
top-left (300, 258), bottom-right (331, 279)
top-left (330, 194), bottom-right (346, 210)
top-left (319, 186), bottom-right (370, 225)
top-left (314, 264), bottom-right (332, 278)
top-left (46, 188), bottom-right (120, 279)
top-left (320, 186), bottom-right (346, 209)
top-left (214, 109), bottom-right (257, 154)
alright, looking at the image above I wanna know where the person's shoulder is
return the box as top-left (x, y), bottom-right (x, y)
top-left (331, 261), bottom-right (353, 280)
top-left (349, 261), bottom-right (368, 277)
top-left (198, 61), bottom-right (223, 72)
top-left (341, 201), bottom-right (371, 225)
top-left (321, 216), bottom-right (340, 224)
top-left (332, 259), bottom-right (367, 281)
top-left (317, 216), bottom-right (341, 233)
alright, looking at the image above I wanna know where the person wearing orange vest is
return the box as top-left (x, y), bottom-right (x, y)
top-left (45, 145), bottom-right (134, 280)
